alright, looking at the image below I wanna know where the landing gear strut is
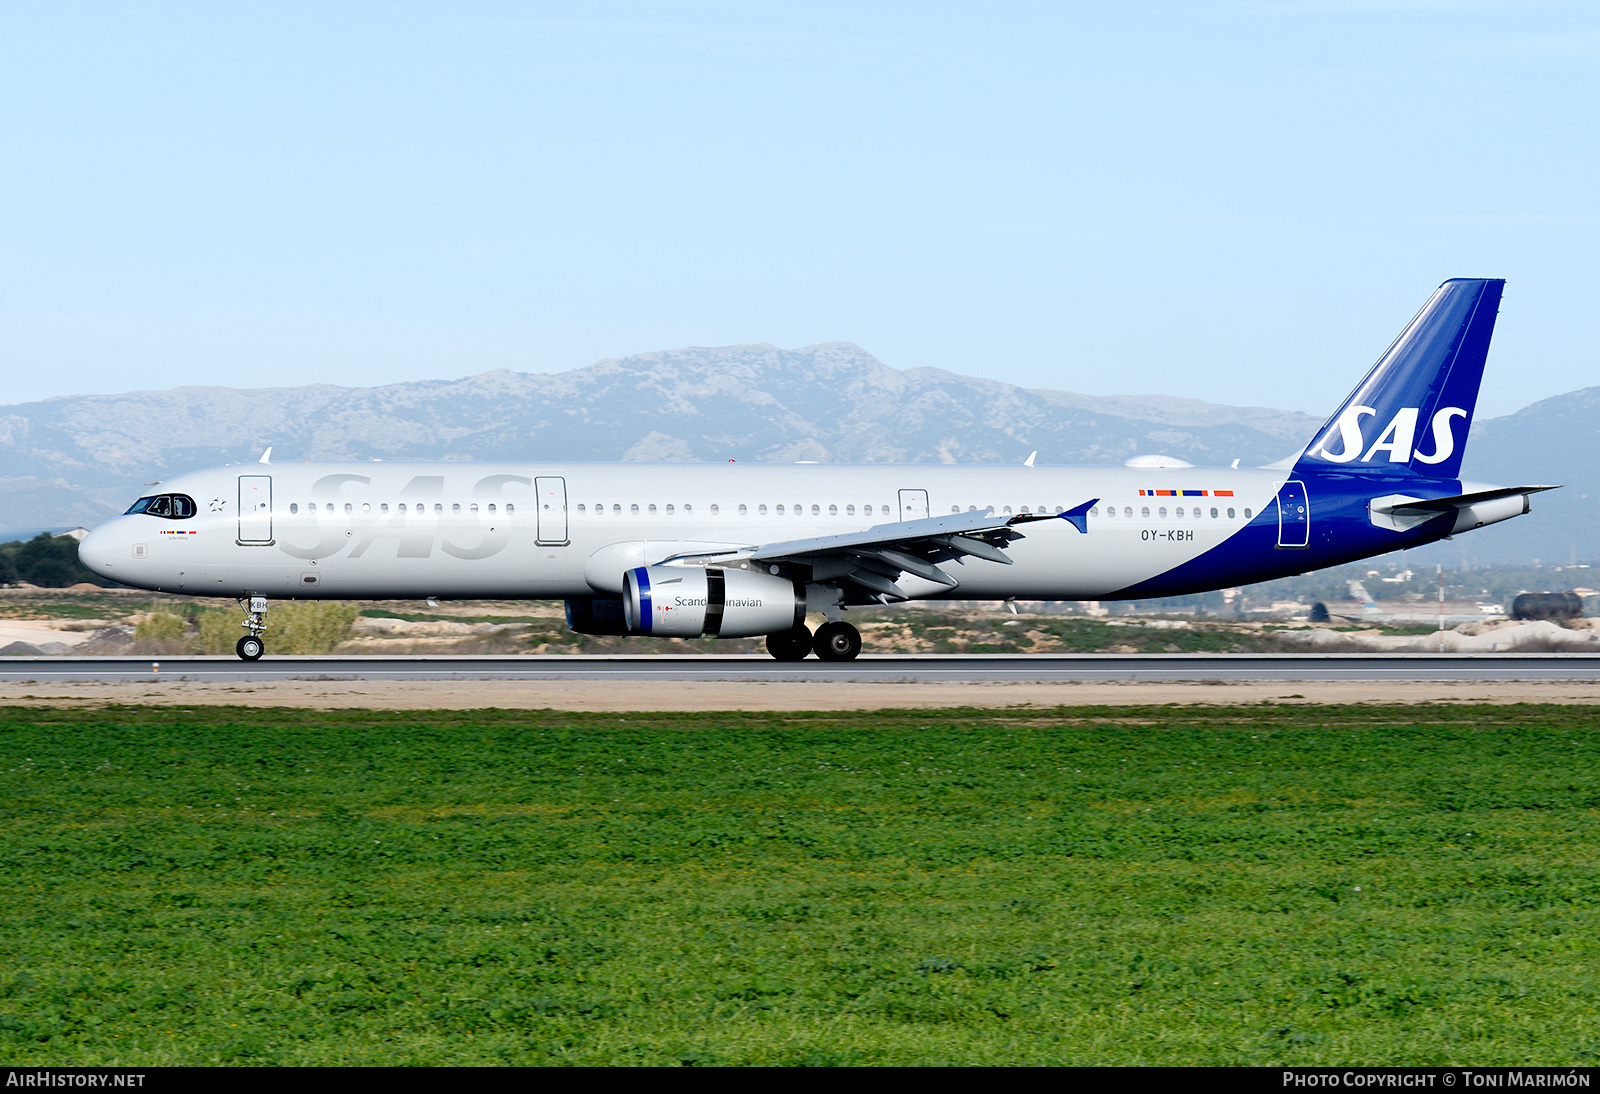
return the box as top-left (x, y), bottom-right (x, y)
top-left (813, 621), bottom-right (862, 661)
top-left (236, 595), bottom-right (267, 661)
top-left (766, 625), bottom-right (813, 662)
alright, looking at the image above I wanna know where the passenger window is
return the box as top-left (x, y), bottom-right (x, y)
top-left (648, 504), bottom-right (657, 514)
top-left (362, 502), bottom-right (371, 513)
top-left (381, 503), bottom-right (389, 513)
top-left (1227, 507), bottom-right (1235, 519)
top-left (630, 503), bottom-right (639, 514)
top-left (1020, 506), bottom-right (1030, 514)
top-left (1243, 508), bottom-right (1252, 518)
top-left (1124, 507), bottom-right (1133, 518)
top-left (1210, 507), bottom-right (1218, 518)
top-left (1159, 507), bottom-right (1168, 518)
top-left (434, 503), bottom-right (443, 514)
top-left (470, 503), bottom-right (479, 513)
top-left (793, 503), bottom-right (801, 516)
top-left (776, 504), bottom-right (785, 514)
top-left (683, 504), bottom-right (691, 514)
top-left (669, 504), bottom-right (677, 514)
top-left (848, 505), bottom-right (856, 515)
top-left (1141, 507), bottom-right (1150, 518)
top-left (758, 504), bottom-right (767, 515)
top-left (290, 503), bottom-right (299, 514)
top-left (736, 504), bottom-right (745, 515)
top-left (1106, 507), bottom-right (1115, 519)
top-left (710, 504), bottom-right (720, 515)
top-left (828, 504), bottom-right (837, 516)
top-left (505, 503), bottom-right (514, 514)
top-left (452, 503), bottom-right (461, 513)
top-left (811, 504), bottom-right (819, 516)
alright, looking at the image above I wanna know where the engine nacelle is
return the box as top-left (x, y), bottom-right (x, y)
top-left (621, 566), bottom-right (805, 638)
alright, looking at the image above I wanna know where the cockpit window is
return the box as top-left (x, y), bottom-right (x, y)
top-left (126, 493), bottom-right (196, 519)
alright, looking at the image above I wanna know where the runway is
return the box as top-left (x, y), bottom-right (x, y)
top-left (5, 653), bottom-right (1600, 683)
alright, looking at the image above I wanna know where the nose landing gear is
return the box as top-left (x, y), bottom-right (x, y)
top-left (236, 595), bottom-right (267, 661)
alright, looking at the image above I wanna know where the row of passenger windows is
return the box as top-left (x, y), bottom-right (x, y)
top-left (579, 502), bottom-right (897, 516)
top-left (289, 502), bottom-right (516, 515)
top-left (282, 500), bottom-right (1256, 520)
top-left (1092, 505), bottom-right (1253, 520)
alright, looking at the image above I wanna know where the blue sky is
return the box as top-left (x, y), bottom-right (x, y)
top-left (2, 1), bottom-right (1595, 418)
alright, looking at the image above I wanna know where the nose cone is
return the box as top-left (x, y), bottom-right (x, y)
top-left (77, 522), bottom-right (120, 580)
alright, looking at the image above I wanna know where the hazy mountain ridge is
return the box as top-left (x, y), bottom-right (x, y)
top-left (0, 341), bottom-right (1589, 566)
top-left (0, 342), bottom-right (1317, 525)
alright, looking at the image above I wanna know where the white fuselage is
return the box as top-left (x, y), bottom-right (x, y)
top-left (78, 460), bottom-right (1285, 602)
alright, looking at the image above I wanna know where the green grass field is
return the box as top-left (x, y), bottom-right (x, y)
top-left (2, 703), bottom-right (1598, 1066)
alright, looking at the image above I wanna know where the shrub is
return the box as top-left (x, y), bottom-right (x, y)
top-left (196, 610), bottom-right (241, 655)
top-left (131, 610), bottom-right (191, 654)
top-left (266, 602), bottom-right (360, 654)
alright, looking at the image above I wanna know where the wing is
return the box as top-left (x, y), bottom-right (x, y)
top-left (659, 499), bottom-right (1098, 602)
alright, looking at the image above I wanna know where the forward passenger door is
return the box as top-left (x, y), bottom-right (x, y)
top-left (238, 475), bottom-right (273, 544)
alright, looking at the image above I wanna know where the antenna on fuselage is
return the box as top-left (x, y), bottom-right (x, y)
top-left (1023, 451), bottom-right (1037, 468)
top-left (259, 447), bottom-right (272, 465)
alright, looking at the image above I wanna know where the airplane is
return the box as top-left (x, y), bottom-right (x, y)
top-left (77, 278), bottom-right (1553, 662)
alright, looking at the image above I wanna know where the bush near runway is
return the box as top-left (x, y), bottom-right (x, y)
top-left (2, 705), bottom-right (1598, 1066)
top-left (0, 587), bottom-right (1490, 656)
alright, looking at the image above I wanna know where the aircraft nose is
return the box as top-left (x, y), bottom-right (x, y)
top-left (77, 523), bottom-right (121, 580)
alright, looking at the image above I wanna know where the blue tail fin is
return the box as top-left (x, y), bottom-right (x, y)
top-left (1296, 278), bottom-right (1504, 480)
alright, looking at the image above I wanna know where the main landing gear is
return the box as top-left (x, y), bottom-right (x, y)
top-left (766, 625), bottom-right (812, 662)
top-left (236, 595), bottom-right (267, 661)
top-left (813, 621), bottom-right (863, 661)
top-left (764, 621), bottom-right (863, 662)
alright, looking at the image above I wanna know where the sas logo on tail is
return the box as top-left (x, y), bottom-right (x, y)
top-left (1312, 405), bottom-right (1467, 465)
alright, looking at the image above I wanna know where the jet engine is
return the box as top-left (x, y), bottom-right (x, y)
top-left (621, 566), bottom-right (805, 638)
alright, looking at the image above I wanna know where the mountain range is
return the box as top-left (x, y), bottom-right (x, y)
top-left (0, 342), bottom-right (1586, 567)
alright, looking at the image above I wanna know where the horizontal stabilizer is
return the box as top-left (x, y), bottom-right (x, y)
top-left (1369, 485), bottom-right (1558, 534)
top-left (1380, 485), bottom-right (1559, 513)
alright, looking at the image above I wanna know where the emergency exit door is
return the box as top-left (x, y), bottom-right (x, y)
top-left (898, 489), bottom-right (929, 522)
top-left (535, 476), bottom-right (569, 545)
